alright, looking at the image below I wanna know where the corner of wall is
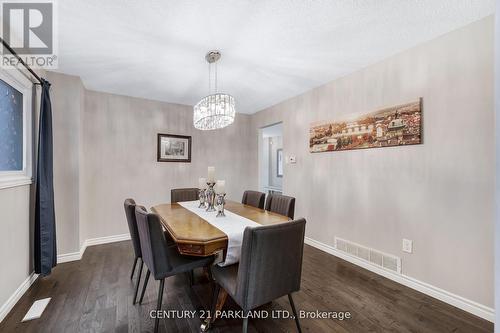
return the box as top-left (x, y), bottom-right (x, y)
top-left (494, 0), bottom-right (499, 330)
top-left (44, 71), bottom-right (85, 255)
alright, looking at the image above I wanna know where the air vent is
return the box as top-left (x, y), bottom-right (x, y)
top-left (334, 237), bottom-right (401, 274)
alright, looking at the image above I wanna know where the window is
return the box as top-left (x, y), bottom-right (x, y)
top-left (0, 69), bottom-right (33, 189)
top-left (0, 79), bottom-right (23, 170)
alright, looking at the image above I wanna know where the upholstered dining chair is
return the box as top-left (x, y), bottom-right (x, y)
top-left (123, 198), bottom-right (145, 305)
top-left (170, 187), bottom-right (201, 285)
top-left (134, 206), bottom-right (214, 333)
top-left (171, 187), bottom-right (199, 203)
top-left (210, 218), bottom-right (306, 333)
top-left (241, 190), bottom-right (266, 209)
top-left (265, 194), bottom-right (296, 219)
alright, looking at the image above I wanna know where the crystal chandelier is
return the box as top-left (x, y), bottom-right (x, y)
top-left (193, 51), bottom-right (235, 130)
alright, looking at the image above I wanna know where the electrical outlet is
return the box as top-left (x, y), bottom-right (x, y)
top-left (402, 239), bottom-right (413, 253)
top-left (288, 155), bottom-right (296, 164)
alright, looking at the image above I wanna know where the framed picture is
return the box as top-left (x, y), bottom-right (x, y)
top-left (277, 148), bottom-right (283, 177)
top-left (157, 133), bottom-right (192, 162)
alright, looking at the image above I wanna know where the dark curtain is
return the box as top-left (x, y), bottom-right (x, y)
top-left (34, 78), bottom-right (56, 275)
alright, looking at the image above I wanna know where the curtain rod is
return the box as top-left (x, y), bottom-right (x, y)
top-left (0, 37), bottom-right (43, 85)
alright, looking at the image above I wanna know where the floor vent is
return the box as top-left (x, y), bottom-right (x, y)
top-left (334, 237), bottom-right (401, 274)
top-left (22, 298), bottom-right (51, 322)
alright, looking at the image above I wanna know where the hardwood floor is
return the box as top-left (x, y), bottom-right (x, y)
top-left (0, 241), bottom-right (493, 333)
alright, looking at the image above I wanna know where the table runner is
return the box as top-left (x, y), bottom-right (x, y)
top-left (178, 200), bottom-right (259, 266)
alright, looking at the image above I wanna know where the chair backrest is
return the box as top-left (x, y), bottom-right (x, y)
top-left (241, 190), bottom-right (266, 209)
top-left (265, 194), bottom-right (295, 219)
top-left (135, 206), bottom-right (172, 279)
top-left (171, 188), bottom-right (199, 203)
top-left (124, 198), bottom-right (141, 258)
top-left (235, 218), bottom-right (306, 310)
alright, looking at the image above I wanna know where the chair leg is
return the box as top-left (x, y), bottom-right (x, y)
top-left (242, 317), bottom-right (248, 333)
top-left (188, 269), bottom-right (194, 286)
top-left (154, 279), bottom-right (165, 333)
top-left (204, 266), bottom-right (214, 296)
top-left (210, 283), bottom-right (220, 320)
top-left (207, 266), bottom-right (213, 282)
top-left (201, 282), bottom-right (220, 332)
top-left (130, 256), bottom-right (138, 280)
top-left (288, 293), bottom-right (302, 333)
top-left (139, 269), bottom-right (150, 304)
top-left (132, 260), bottom-right (143, 304)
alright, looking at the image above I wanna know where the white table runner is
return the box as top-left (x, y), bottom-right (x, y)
top-left (178, 200), bottom-right (259, 266)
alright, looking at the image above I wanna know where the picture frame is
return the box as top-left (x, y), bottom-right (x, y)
top-left (277, 148), bottom-right (283, 177)
top-left (157, 133), bottom-right (192, 162)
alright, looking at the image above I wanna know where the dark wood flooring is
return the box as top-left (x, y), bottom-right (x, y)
top-left (0, 241), bottom-right (493, 332)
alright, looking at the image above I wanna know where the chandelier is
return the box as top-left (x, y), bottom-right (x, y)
top-left (193, 51), bottom-right (235, 130)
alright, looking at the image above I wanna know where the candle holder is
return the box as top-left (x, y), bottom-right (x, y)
top-left (216, 193), bottom-right (226, 217)
top-left (205, 181), bottom-right (216, 212)
top-left (198, 188), bottom-right (206, 208)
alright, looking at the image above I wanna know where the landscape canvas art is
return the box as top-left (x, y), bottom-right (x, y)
top-left (309, 99), bottom-right (422, 153)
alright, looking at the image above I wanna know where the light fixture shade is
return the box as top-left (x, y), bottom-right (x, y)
top-left (193, 93), bottom-right (235, 130)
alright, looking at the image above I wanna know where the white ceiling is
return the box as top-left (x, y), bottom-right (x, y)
top-left (54, 0), bottom-right (494, 114)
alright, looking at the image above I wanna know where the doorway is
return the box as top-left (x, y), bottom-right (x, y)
top-left (258, 122), bottom-right (283, 195)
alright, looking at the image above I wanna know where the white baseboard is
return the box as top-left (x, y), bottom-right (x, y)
top-left (84, 233), bottom-right (131, 247)
top-left (304, 237), bottom-right (494, 323)
top-left (2, 233), bottom-right (131, 324)
top-left (57, 251), bottom-right (82, 264)
top-left (0, 272), bottom-right (38, 323)
top-left (57, 233), bottom-right (131, 264)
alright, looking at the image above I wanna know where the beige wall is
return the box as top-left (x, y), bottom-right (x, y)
top-left (494, 0), bottom-right (499, 329)
top-left (45, 72), bottom-right (84, 253)
top-left (0, 186), bottom-right (32, 313)
top-left (80, 90), bottom-right (255, 240)
top-left (252, 16), bottom-right (494, 307)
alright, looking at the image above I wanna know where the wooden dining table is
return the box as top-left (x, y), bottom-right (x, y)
top-left (151, 199), bottom-right (290, 330)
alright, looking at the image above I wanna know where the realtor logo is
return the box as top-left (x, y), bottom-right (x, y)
top-left (1, 0), bottom-right (58, 68)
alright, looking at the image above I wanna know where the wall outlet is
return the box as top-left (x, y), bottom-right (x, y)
top-left (288, 155), bottom-right (296, 164)
top-left (402, 239), bottom-right (413, 253)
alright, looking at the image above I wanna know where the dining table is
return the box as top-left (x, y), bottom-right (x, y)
top-left (151, 199), bottom-right (291, 330)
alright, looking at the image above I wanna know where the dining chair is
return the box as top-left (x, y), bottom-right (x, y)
top-left (209, 218), bottom-right (306, 333)
top-left (241, 190), bottom-right (266, 209)
top-left (170, 187), bottom-right (201, 285)
top-left (123, 198), bottom-right (147, 305)
top-left (265, 194), bottom-right (296, 219)
top-left (134, 206), bottom-right (214, 333)
top-left (171, 187), bottom-right (199, 203)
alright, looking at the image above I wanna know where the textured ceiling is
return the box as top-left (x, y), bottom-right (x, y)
top-left (54, 0), bottom-right (494, 114)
